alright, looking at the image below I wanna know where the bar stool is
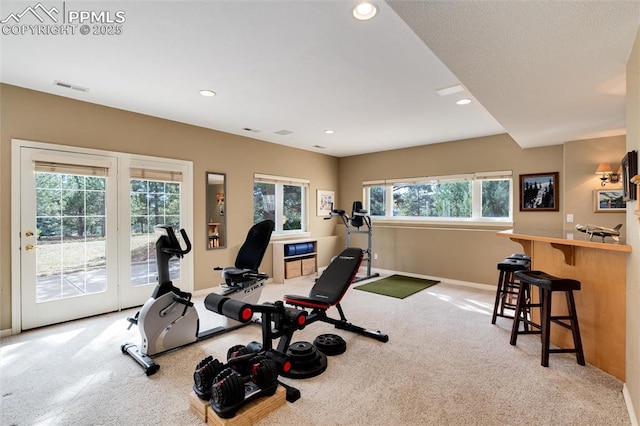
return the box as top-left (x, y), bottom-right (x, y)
top-left (511, 270), bottom-right (585, 367)
top-left (491, 255), bottom-right (531, 324)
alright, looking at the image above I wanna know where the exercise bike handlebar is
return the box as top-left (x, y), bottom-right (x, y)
top-left (177, 228), bottom-right (192, 255)
top-left (157, 226), bottom-right (192, 258)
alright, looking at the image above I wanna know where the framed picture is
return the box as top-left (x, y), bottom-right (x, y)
top-left (593, 189), bottom-right (626, 212)
top-left (317, 189), bottom-right (334, 216)
top-left (621, 150), bottom-right (637, 201)
top-left (519, 172), bottom-right (559, 211)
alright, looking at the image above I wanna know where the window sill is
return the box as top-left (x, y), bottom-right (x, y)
top-left (270, 231), bottom-right (312, 241)
top-left (370, 218), bottom-right (513, 230)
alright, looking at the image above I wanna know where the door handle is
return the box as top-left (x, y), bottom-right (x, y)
top-left (25, 244), bottom-right (35, 251)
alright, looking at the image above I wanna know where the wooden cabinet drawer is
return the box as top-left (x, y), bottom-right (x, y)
top-left (301, 257), bottom-right (316, 276)
top-left (285, 260), bottom-right (302, 279)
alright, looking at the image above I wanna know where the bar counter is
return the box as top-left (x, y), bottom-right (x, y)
top-left (497, 228), bottom-right (631, 380)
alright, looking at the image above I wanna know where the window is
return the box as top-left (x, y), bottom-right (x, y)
top-left (254, 174), bottom-right (309, 234)
top-left (364, 171), bottom-right (512, 223)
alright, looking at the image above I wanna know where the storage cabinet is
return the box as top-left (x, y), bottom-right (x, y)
top-left (273, 239), bottom-right (317, 283)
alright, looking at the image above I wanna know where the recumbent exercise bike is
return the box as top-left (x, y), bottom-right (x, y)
top-left (121, 220), bottom-right (275, 376)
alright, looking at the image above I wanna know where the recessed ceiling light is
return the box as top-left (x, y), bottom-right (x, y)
top-left (324, 130), bottom-right (335, 134)
top-left (199, 89), bottom-right (216, 97)
top-left (435, 84), bottom-right (464, 96)
top-left (353, 2), bottom-right (377, 20)
top-left (456, 98), bottom-right (472, 105)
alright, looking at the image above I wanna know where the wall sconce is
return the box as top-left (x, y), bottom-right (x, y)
top-left (595, 163), bottom-right (621, 186)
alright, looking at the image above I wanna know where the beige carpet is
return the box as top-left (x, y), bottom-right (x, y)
top-left (0, 274), bottom-right (630, 425)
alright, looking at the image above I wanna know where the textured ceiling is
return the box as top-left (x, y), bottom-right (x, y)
top-left (1, 1), bottom-right (639, 156)
top-left (390, 0), bottom-right (640, 148)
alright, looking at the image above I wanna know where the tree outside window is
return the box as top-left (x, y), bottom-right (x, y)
top-left (254, 177), bottom-right (307, 233)
top-left (365, 173), bottom-right (511, 222)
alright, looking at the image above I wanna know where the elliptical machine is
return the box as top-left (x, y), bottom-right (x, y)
top-left (122, 220), bottom-right (275, 376)
top-left (325, 201), bottom-right (379, 283)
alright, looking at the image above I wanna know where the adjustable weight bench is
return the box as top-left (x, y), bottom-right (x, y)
top-left (283, 247), bottom-right (389, 343)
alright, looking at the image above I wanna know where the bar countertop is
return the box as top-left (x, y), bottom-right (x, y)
top-left (497, 228), bottom-right (632, 253)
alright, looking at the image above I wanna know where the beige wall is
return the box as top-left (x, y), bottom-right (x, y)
top-left (564, 135), bottom-right (626, 231)
top-left (338, 134), bottom-right (563, 285)
top-left (338, 133), bottom-right (626, 286)
top-left (625, 27), bottom-right (640, 422)
top-left (0, 83), bottom-right (631, 361)
top-left (0, 84), bottom-right (340, 330)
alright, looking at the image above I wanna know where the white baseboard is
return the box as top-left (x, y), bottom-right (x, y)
top-left (1, 328), bottom-right (13, 337)
top-left (372, 268), bottom-right (495, 292)
top-left (624, 383), bottom-right (638, 426)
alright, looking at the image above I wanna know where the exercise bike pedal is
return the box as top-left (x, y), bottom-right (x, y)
top-left (126, 312), bottom-right (139, 330)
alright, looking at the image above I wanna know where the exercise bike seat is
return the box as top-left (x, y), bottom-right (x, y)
top-left (284, 247), bottom-right (363, 309)
top-left (220, 220), bottom-right (275, 286)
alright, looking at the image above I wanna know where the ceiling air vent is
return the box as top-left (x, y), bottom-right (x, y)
top-left (274, 129), bottom-right (294, 136)
top-left (54, 80), bottom-right (89, 92)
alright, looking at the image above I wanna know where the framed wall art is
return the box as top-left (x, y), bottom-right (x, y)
top-left (621, 150), bottom-right (637, 201)
top-left (593, 189), bottom-right (626, 213)
top-left (317, 189), bottom-right (334, 216)
top-left (519, 172), bottom-right (559, 211)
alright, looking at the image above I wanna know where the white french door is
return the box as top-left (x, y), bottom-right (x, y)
top-left (20, 148), bottom-right (119, 330)
top-left (14, 142), bottom-right (193, 331)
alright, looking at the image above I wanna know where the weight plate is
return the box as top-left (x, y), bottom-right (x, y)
top-left (314, 333), bottom-right (347, 356)
top-left (282, 341), bottom-right (327, 379)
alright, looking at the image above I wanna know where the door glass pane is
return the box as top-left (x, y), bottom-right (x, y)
top-left (35, 172), bottom-right (107, 303)
top-left (130, 178), bottom-right (181, 287)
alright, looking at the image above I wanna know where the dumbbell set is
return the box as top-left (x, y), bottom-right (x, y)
top-left (195, 293), bottom-right (309, 417)
top-left (193, 343), bottom-right (286, 419)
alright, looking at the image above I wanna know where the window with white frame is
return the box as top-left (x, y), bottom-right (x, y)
top-left (364, 171), bottom-right (512, 223)
top-left (253, 174), bottom-right (309, 234)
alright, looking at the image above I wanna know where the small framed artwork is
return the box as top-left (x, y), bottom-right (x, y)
top-left (621, 150), bottom-right (637, 201)
top-left (593, 189), bottom-right (626, 212)
top-left (519, 172), bottom-right (559, 211)
top-left (317, 189), bottom-right (335, 216)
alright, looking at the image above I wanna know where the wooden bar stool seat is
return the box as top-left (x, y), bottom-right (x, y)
top-left (491, 256), bottom-right (531, 324)
top-left (511, 270), bottom-right (585, 367)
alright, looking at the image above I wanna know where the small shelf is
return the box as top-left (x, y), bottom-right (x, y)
top-left (208, 222), bottom-right (220, 248)
top-left (273, 239), bottom-right (318, 283)
top-left (282, 252), bottom-right (317, 260)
